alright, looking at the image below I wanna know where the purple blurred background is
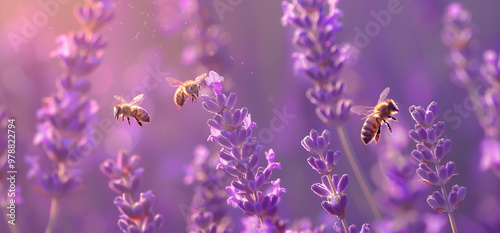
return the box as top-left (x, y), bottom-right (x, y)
top-left (1, 0), bottom-right (500, 232)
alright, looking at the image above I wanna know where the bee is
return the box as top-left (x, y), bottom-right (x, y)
top-left (351, 87), bottom-right (399, 145)
top-left (165, 73), bottom-right (207, 109)
top-left (114, 94), bottom-right (150, 127)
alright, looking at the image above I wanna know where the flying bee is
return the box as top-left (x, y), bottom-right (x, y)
top-left (114, 94), bottom-right (150, 127)
top-left (166, 73), bottom-right (207, 109)
top-left (351, 87), bottom-right (399, 145)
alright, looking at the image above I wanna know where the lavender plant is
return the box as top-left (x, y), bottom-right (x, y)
top-left (302, 129), bottom-right (371, 233)
top-left (441, 3), bottom-right (476, 89)
top-left (408, 102), bottom-right (466, 233)
top-left (181, 0), bottom-right (231, 72)
top-left (281, 0), bottom-right (351, 125)
top-left (184, 145), bottom-right (231, 232)
top-left (478, 50), bottom-right (500, 177)
top-left (200, 71), bottom-right (286, 231)
top-left (372, 127), bottom-right (446, 233)
top-left (28, 1), bottom-right (114, 232)
top-left (442, 3), bottom-right (500, 179)
top-left (100, 150), bottom-right (163, 233)
top-left (282, 0), bottom-right (381, 220)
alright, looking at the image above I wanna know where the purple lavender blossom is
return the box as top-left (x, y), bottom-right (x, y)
top-left (181, 0), bottom-right (231, 71)
top-left (479, 50), bottom-right (500, 90)
top-left (101, 150), bottom-right (164, 233)
top-left (28, 1), bottom-right (114, 232)
top-left (441, 3), bottom-right (500, 178)
top-left (201, 71), bottom-right (286, 231)
top-left (75, 0), bottom-right (114, 31)
top-left (282, 0), bottom-right (352, 125)
top-left (442, 3), bottom-right (500, 180)
top-left (371, 126), bottom-right (447, 233)
top-left (478, 50), bottom-right (500, 177)
top-left (333, 223), bottom-right (371, 233)
top-left (409, 102), bottom-right (466, 232)
top-left (441, 2), bottom-right (476, 87)
top-left (479, 137), bottom-right (500, 176)
top-left (184, 145), bottom-right (231, 232)
top-left (285, 218), bottom-right (326, 233)
top-left (101, 150), bottom-right (144, 195)
top-left (302, 129), bottom-right (370, 233)
top-left (282, 1), bottom-right (381, 221)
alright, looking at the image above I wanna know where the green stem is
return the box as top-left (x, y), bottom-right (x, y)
top-left (44, 198), bottom-right (60, 233)
top-left (434, 163), bottom-right (458, 233)
top-left (340, 218), bottom-right (349, 233)
top-left (440, 185), bottom-right (458, 233)
top-left (326, 172), bottom-right (349, 232)
top-left (336, 124), bottom-right (382, 220)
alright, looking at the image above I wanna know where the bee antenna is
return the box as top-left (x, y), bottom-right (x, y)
top-left (397, 103), bottom-right (408, 108)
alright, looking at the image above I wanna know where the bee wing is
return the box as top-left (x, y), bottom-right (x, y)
top-left (194, 73), bottom-right (207, 85)
top-left (165, 77), bottom-right (184, 87)
top-left (351, 105), bottom-right (375, 117)
top-left (130, 94), bottom-right (144, 105)
top-left (114, 95), bottom-right (127, 104)
top-left (378, 87), bottom-right (390, 104)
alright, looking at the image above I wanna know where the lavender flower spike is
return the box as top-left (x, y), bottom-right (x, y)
top-left (442, 3), bottom-right (500, 179)
top-left (478, 50), bottom-right (500, 177)
top-left (184, 145), bottom-right (230, 232)
top-left (442, 2), bottom-right (475, 87)
top-left (101, 150), bottom-right (163, 233)
top-left (302, 129), bottom-right (370, 233)
top-left (409, 102), bottom-right (466, 233)
top-left (282, 0), bottom-right (352, 125)
top-left (29, 1), bottom-right (115, 233)
top-left (283, 0), bottom-right (381, 220)
top-left (201, 71), bottom-right (286, 231)
top-left (181, 0), bottom-right (231, 71)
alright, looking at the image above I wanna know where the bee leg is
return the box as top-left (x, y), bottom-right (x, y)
top-left (134, 117), bottom-right (144, 127)
top-left (389, 115), bottom-right (398, 122)
top-left (374, 118), bottom-right (381, 145)
top-left (383, 120), bottom-right (392, 133)
top-left (374, 126), bottom-right (381, 145)
top-left (122, 115), bottom-right (124, 122)
top-left (127, 117), bottom-right (131, 127)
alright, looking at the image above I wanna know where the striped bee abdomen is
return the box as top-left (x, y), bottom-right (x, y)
top-left (137, 109), bottom-right (150, 122)
top-left (361, 116), bottom-right (380, 144)
top-left (174, 88), bottom-right (188, 108)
